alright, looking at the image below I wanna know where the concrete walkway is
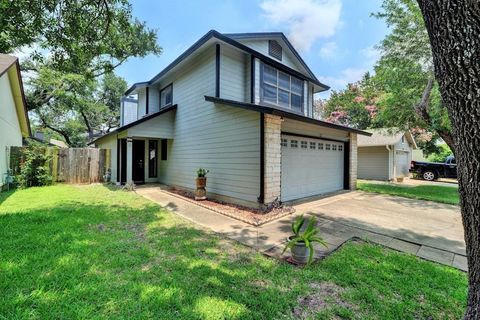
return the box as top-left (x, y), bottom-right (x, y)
top-left (136, 185), bottom-right (466, 271)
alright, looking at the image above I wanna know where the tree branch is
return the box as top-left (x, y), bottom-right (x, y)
top-left (413, 78), bottom-right (455, 153)
top-left (38, 114), bottom-right (72, 146)
top-left (79, 109), bottom-right (94, 140)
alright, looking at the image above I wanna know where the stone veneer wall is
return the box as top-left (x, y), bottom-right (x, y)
top-left (349, 132), bottom-right (358, 190)
top-left (263, 114), bottom-right (282, 203)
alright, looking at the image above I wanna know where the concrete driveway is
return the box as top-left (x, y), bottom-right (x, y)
top-left (294, 191), bottom-right (465, 257)
top-left (137, 185), bottom-right (466, 270)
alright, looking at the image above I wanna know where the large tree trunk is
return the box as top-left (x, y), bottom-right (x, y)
top-left (416, 1), bottom-right (480, 318)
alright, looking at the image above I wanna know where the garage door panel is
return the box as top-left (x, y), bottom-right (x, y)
top-left (281, 135), bottom-right (344, 201)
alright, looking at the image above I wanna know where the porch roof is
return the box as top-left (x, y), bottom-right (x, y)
top-left (90, 104), bottom-right (177, 144)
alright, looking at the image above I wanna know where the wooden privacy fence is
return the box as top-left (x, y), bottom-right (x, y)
top-left (10, 147), bottom-right (111, 184)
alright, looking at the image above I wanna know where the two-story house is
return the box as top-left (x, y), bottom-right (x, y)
top-left (92, 30), bottom-right (370, 207)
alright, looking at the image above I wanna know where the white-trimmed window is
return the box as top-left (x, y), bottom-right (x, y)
top-left (281, 138), bottom-right (288, 147)
top-left (261, 64), bottom-right (303, 113)
top-left (339, 145), bottom-right (343, 151)
top-left (318, 143), bottom-right (324, 150)
top-left (332, 144), bottom-right (337, 151)
top-left (301, 141), bottom-right (307, 149)
top-left (291, 140), bottom-right (298, 148)
top-left (310, 142), bottom-right (316, 149)
top-left (326, 143), bottom-right (331, 151)
top-left (160, 84), bottom-right (172, 108)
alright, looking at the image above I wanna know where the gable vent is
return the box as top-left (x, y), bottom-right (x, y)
top-left (268, 40), bottom-right (282, 61)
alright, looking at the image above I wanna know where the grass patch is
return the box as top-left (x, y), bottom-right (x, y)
top-left (0, 185), bottom-right (467, 319)
top-left (357, 181), bottom-right (459, 205)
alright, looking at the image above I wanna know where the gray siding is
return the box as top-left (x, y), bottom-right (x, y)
top-left (282, 118), bottom-right (349, 141)
top-left (358, 146), bottom-right (390, 180)
top-left (148, 87), bottom-right (160, 113)
top-left (158, 45), bottom-right (261, 205)
top-left (95, 133), bottom-right (118, 183)
top-left (137, 88), bottom-right (147, 118)
top-left (220, 46), bottom-right (248, 101)
top-left (127, 112), bottom-right (174, 139)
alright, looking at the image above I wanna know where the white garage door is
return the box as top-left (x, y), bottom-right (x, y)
top-left (396, 151), bottom-right (410, 177)
top-left (281, 135), bottom-right (345, 201)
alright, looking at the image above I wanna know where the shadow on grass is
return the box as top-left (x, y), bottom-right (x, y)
top-left (0, 185), bottom-right (467, 320)
top-left (0, 188), bottom-right (16, 205)
top-left (0, 198), bottom-right (297, 319)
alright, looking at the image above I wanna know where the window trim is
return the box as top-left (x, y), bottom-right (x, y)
top-left (260, 62), bottom-right (304, 113)
top-left (160, 83), bottom-right (173, 109)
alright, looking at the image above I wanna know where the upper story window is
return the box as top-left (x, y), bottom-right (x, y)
top-left (160, 84), bottom-right (172, 108)
top-left (261, 63), bottom-right (303, 113)
top-left (269, 40), bottom-right (282, 61)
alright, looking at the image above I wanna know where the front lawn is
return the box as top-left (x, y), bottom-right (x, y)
top-left (357, 181), bottom-right (459, 205)
top-left (0, 185), bottom-right (466, 319)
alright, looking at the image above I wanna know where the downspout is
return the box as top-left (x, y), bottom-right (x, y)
top-left (386, 145), bottom-right (395, 180)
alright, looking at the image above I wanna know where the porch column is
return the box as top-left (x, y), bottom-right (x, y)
top-left (264, 114), bottom-right (282, 204)
top-left (126, 137), bottom-right (133, 184)
top-left (349, 133), bottom-right (358, 190)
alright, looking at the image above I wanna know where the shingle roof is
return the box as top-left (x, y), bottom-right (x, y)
top-left (0, 54), bottom-right (17, 77)
top-left (357, 128), bottom-right (407, 147)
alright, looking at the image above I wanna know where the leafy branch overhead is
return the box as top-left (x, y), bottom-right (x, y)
top-left (1, 0), bottom-right (162, 147)
top-left (1, 0), bottom-right (161, 76)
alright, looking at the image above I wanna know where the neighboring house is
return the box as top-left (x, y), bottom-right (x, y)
top-left (357, 128), bottom-right (417, 181)
top-left (412, 149), bottom-right (428, 162)
top-left (92, 30), bottom-right (370, 207)
top-left (0, 54), bottom-right (31, 189)
top-left (32, 132), bottom-right (68, 148)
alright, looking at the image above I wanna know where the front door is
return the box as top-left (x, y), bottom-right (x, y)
top-left (132, 140), bottom-right (145, 184)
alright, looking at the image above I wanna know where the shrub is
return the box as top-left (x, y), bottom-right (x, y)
top-left (18, 145), bottom-right (53, 188)
top-left (427, 144), bottom-right (453, 163)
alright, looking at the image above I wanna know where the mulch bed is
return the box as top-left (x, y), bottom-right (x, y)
top-left (164, 187), bottom-right (295, 226)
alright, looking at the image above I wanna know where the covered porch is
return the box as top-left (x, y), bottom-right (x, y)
top-left (116, 136), bottom-right (169, 185)
top-left (92, 105), bottom-right (176, 186)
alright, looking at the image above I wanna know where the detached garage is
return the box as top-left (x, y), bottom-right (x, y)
top-left (357, 128), bottom-right (417, 181)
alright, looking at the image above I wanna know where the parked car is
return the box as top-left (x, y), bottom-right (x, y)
top-left (410, 155), bottom-right (457, 181)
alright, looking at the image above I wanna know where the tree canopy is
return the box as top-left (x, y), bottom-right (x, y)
top-left (1, 0), bottom-right (161, 146)
top-left (322, 0), bottom-right (453, 155)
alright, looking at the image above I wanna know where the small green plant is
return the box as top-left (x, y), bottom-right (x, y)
top-left (18, 145), bottom-right (53, 188)
top-left (283, 215), bottom-right (327, 265)
top-left (197, 168), bottom-right (209, 178)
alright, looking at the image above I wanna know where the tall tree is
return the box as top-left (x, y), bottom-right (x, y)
top-left (373, 0), bottom-right (454, 150)
top-left (1, 0), bottom-right (161, 146)
top-left (27, 70), bottom-right (127, 146)
top-left (416, 1), bottom-right (480, 318)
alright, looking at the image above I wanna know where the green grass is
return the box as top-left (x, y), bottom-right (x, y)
top-left (0, 185), bottom-right (467, 319)
top-left (357, 181), bottom-right (459, 205)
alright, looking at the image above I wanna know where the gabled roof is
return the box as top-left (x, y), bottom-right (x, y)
top-left (0, 54), bottom-right (31, 137)
top-left (125, 30), bottom-right (329, 95)
top-left (223, 32), bottom-right (318, 81)
top-left (357, 128), bottom-right (417, 148)
top-left (90, 104), bottom-right (177, 144)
